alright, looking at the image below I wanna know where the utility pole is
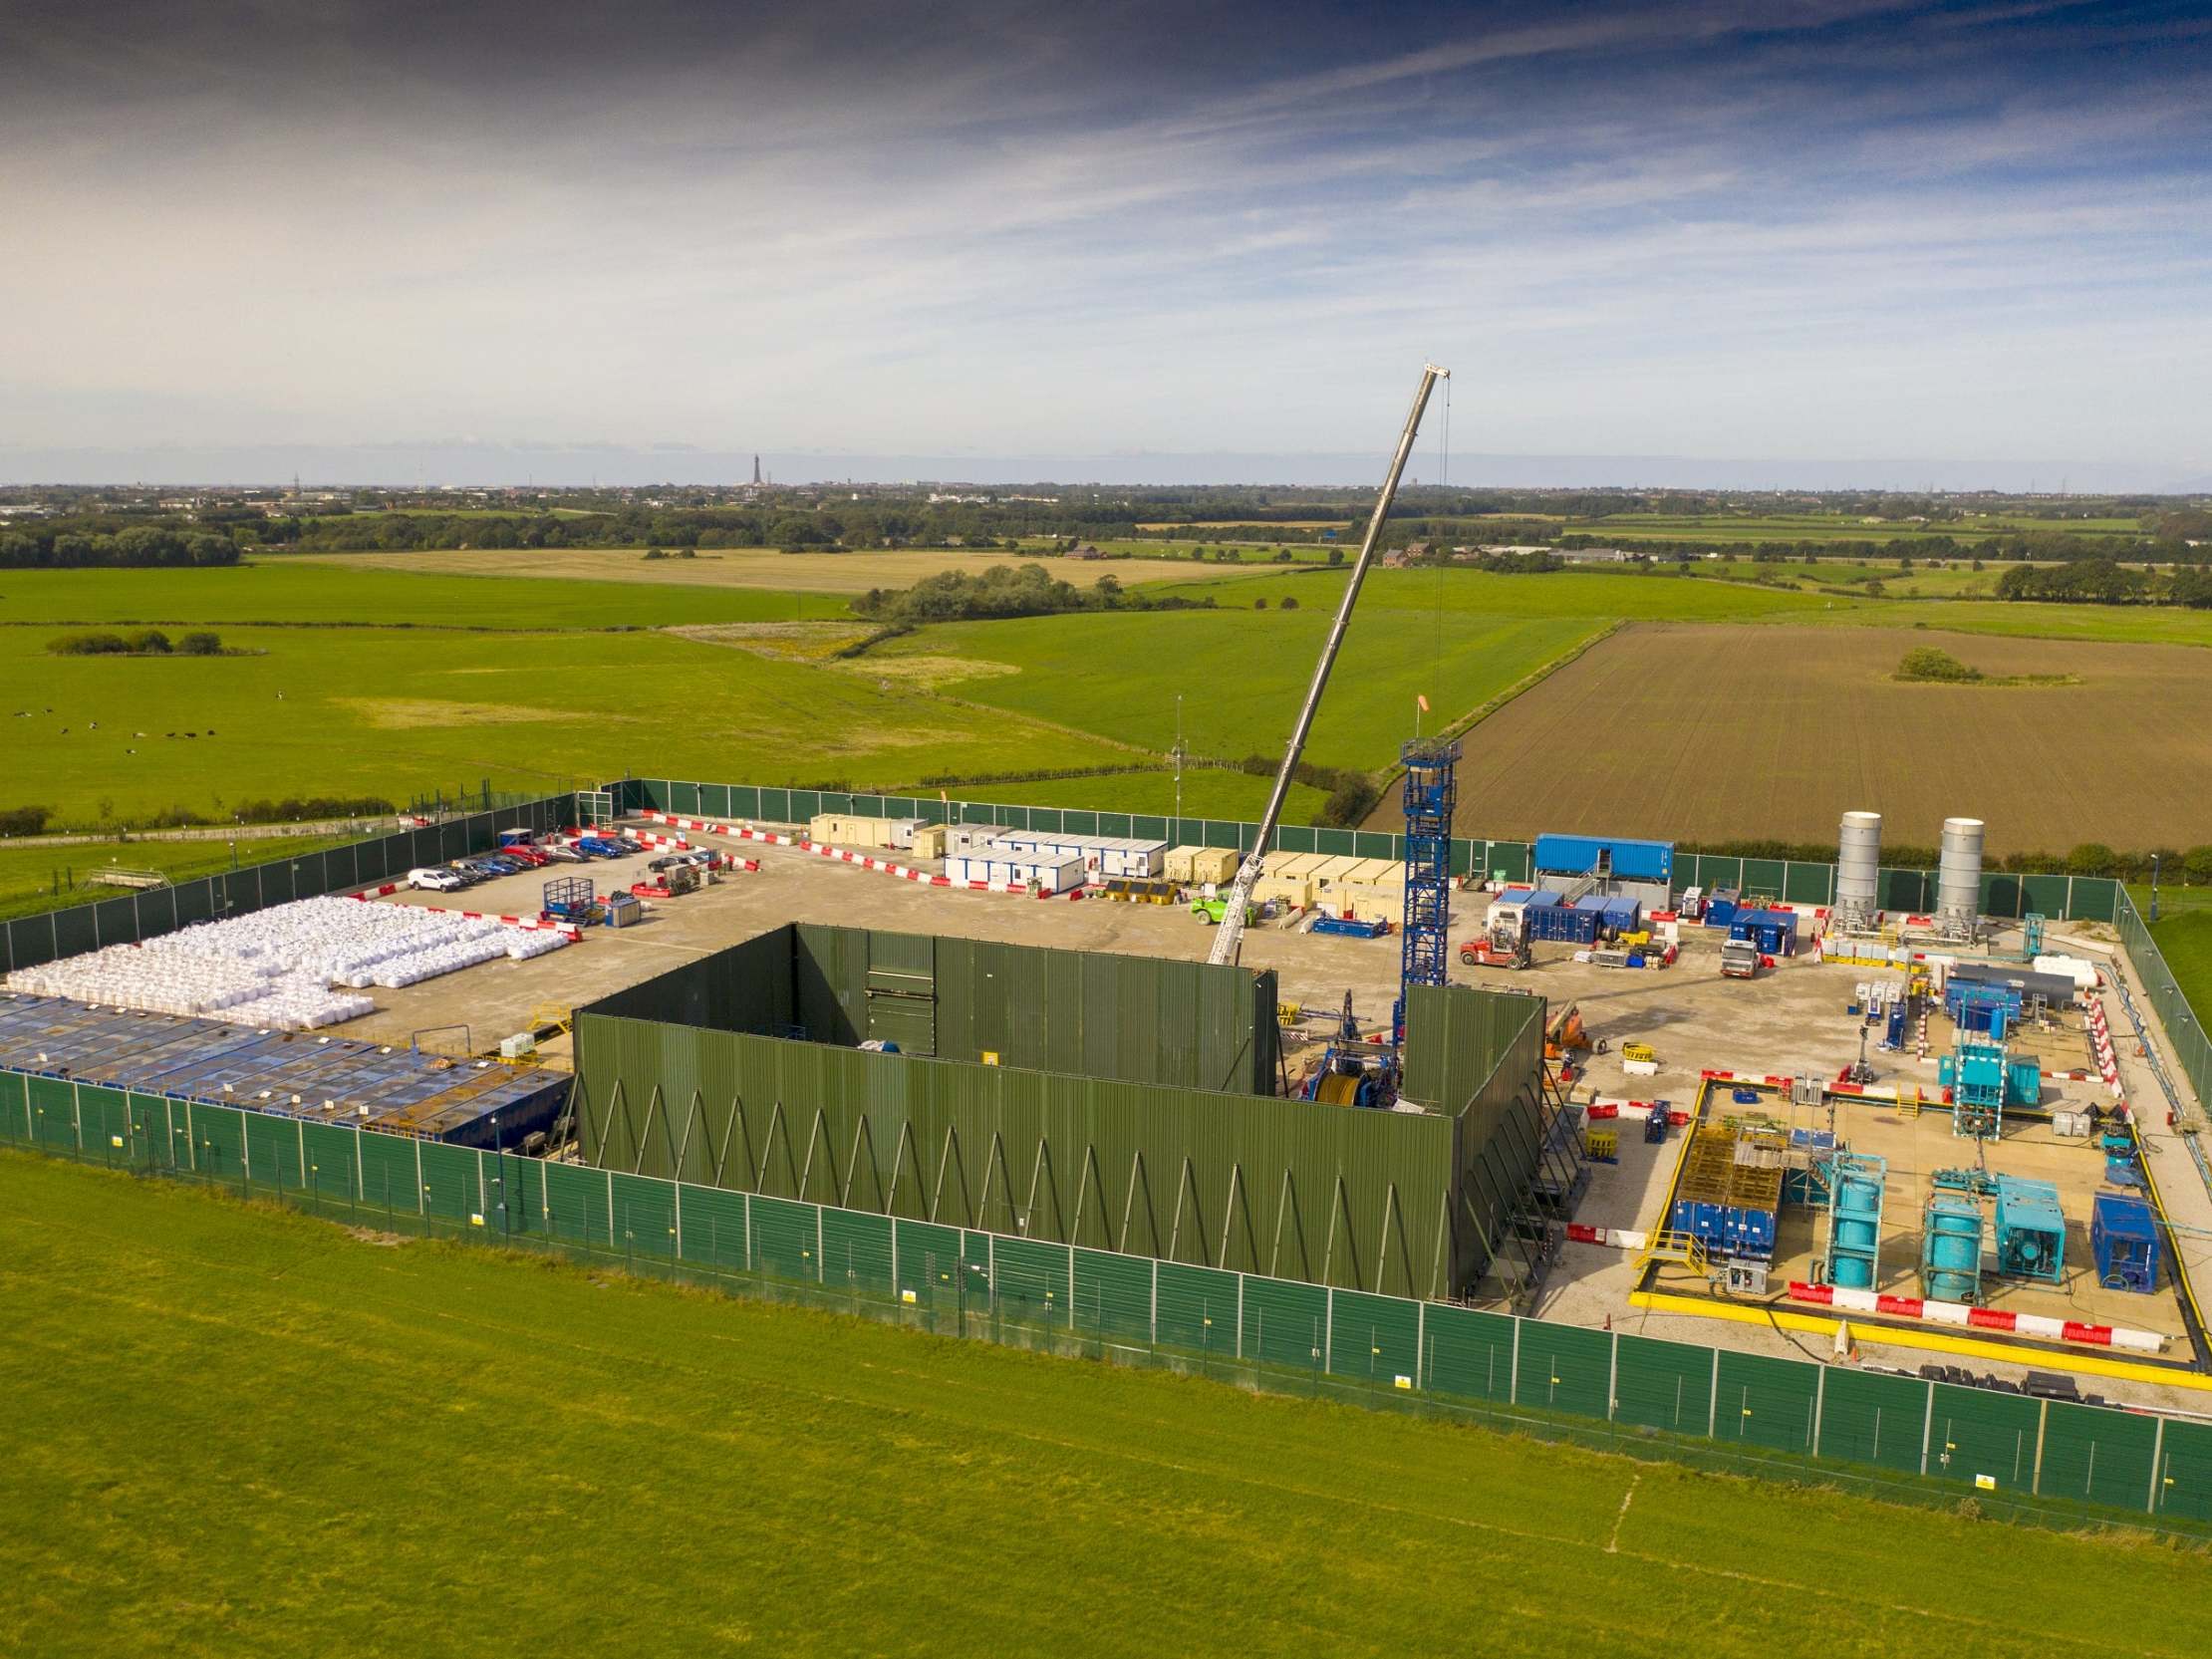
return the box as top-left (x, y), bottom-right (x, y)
top-left (1172, 692), bottom-right (1185, 829)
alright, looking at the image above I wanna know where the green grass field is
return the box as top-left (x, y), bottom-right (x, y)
top-left (1577, 512), bottom-right (2143, 544)
top-left (875, 608), bottom-right (1601, 767)
top-left (0, 833), bottom-right (364, 922)
top-left (4, 1152), bottom-right (2202, 1658)
top-left (1, 625), bottom-right (1131, 824)
top-left (2133, 883), bottom-right (2212, 1038)
top-left (0, 562), bottom-right (843, 630)
top-left (1149, 565), bottom-right (1856, 619)
top-left (1830, 601), bottom-right (2212, 648)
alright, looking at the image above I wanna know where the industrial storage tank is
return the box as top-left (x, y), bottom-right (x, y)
top-left (1833, 811), bottom-right (1881, 929)
top-left (1936, 816), bottom-right (1985, 937)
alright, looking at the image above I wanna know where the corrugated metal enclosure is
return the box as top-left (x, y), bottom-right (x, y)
top-left (567, 923), bottom-right (1547, 1298)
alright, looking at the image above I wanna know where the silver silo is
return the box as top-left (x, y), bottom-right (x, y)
top-left (1936, 816), bottom-right (1985, 938)
top-left (1833, 811), bottom-right (1881, 931)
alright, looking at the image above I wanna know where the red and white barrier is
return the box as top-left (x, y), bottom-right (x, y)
top-left (1700, 1069), bottom-right (1797, 1087)
top-left (1582, 1099), bottom-right (1688, 1125)
top-left (637, 809), bottom-right (1079, 899)
top-left (1787, 1282), bottom-right (2163, 1354)
top-left (341, 888), bottom-right (581, 939)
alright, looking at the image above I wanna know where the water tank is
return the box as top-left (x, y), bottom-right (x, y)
top-left (1922, 1197), bottom-right (1983, 1303)
top-left (1936, 816), bottom-right (1984, 933)
top-left (1834, 811), bottom-right (1881, 924)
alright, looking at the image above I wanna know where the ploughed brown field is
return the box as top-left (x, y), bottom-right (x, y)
top-left (1374, 623), bottom-right (2212, 854)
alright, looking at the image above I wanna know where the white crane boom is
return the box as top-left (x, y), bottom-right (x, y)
top-left (1206, 363), bottom-right (1449, 968)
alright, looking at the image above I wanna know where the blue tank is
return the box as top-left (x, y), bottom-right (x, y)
top-left (1921, 1196), bottom-right (1984, 1303)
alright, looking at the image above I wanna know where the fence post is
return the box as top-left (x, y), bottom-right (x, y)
top-left (1509, 1317), bottom-right (1521, 1406)
top-left (890, 1216), bottom-right (900, 1295)
top-left (1067, 1245), bottom-right (1076, 1329)
top-left (673, 1179), bottom-right (684, 1259)
top-left (1323, 1286), bottom-right (1333, 1376)
top-left (1150, 1256), bottom-right (1159, 1344)
top-left (1920, 1382), bottom-right (1936, 1476)
top-left (815, 1203), bottom-right (825, 1283)
top-left (1606, 1330), bottom-right (1619, 1420)
top-left (1708, 1349), bottom-right (1720, 1438)
top-left (1415, 1299), bottom-right (1426, 1390)
top-left (606, 1169), bottom-right (616, 1244)
top-left (2033, 1399), bottom-right (2049, 1495)
top-left (71, 1080), bottom-right (84, 1152)
top-left (2149, 1416), bottom-right (2166, 1515)
top-left (354, 1121), bottom-right (366, 1202)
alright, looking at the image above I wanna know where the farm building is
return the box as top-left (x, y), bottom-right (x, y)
top-left (562, 923), bottom-right (1552, 1299)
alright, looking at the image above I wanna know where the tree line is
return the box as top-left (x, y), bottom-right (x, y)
top-left (850, 563), bottom-right (1213, 624)
top-left (1995, 559), bottom-right (2212, 606)
top-left (1, 526), bottom-right (240, 568)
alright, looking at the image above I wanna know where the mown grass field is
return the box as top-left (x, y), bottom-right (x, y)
top-left (4, 1152), bottom-right (2202, 1659)
top-left (0, 833), bottom-right (364, 922)
top-left (1401, 624), bottom-right (2212, 852)
top-left (1, 624), bottom-right (1130, 825)
top-left (2135, 883), bottom-right (2212, 1037)
top-left (1580, 512), bottom-right (2143, 544)
top-left (1831, 600), bottom-right (2212, 649)
top-left (875, 608), bottom-right (1603, 768)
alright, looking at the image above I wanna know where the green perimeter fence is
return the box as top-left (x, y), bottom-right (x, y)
top-left (2117, 887), bottom-right (2212, 1126)
top-left (617, 777), bottom-right (2124, 925)
top-left (0, 788), bottom-right (578, 975)
top-left (9, 1075), bottom-right (2211, 1540)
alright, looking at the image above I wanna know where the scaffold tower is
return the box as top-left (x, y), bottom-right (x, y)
top-left (1395, 735), bottom-right (1460, 1042)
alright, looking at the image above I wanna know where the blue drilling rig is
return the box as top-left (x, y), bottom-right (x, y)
top-left (1394, 734), bottom-right (1460, 1042)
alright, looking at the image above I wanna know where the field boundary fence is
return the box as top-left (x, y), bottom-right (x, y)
top-left (613, 777), bottom-right (2122, 925)
top-left (7, 1078), bottom-right (2209, 1539)
top-left (2115, 888), bottom-right (2212, 1120)
top-left (0, 790), bottom-right (579, 975)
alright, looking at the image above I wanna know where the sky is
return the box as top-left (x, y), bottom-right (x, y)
top-left (2, 0), bottom-right (2209, 487)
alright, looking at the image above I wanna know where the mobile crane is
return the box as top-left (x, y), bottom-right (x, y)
top-left (1206, 363), bottom-right (1450, 968)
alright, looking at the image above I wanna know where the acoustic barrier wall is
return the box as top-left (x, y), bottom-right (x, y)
top-left (6, 1075), bottom-right (2207, 1534)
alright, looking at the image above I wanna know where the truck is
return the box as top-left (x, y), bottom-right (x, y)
top-left (1720, 937), bottom-right (1761, 978)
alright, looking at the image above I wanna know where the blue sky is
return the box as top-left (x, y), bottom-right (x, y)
top-left (2, 1), bottom-right (2208, 484)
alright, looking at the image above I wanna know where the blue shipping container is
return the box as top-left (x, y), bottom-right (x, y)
top-left (1601, 897), bottom-right (1642, 931)
top-left (1526, 903), bottom-right (1600, 945)
top-left (1702, 888), bottom-right (1742, 928)
top-left (1532, 833), bottom-right (1674, 882)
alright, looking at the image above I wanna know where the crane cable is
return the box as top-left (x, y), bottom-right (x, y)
top-left (1432, 371), bottom-right (1452, 715)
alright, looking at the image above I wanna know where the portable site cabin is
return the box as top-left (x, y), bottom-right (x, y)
top-left (944, 852), bottom-right (1086, 893)
top-left (1166, 845), bottom-right (1241, 886)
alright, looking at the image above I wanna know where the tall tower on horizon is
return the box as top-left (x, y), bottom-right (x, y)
top-left (752, 453), bottom-right (761, 485)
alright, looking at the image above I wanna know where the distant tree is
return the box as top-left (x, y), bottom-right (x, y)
top-left (1279, 595), bottom-right (1299, 610)
top-left (177, 632), bottom-right (223, 656)
top-left (1327, 548), bottom-right (1344, 566)
top-left (1253, 596), bottom-right (1268, 609)
top-left (2184, 845), bottom-right (2212, 886)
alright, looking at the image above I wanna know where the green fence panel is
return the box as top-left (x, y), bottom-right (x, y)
top-left (2158, 1418), bottom-right (2212, 1523)
top-left (2070, 877), bottom-right (2118, 924)
top-left (420, 1141), bottom-right (482, 1226)
top-left (670, 780), bottom-right (703, 816)
top-left (729, 785), bottom-right (760, 819)
top-left (1242, 1273), bottom-right (1327, 1370)
top-left (0, 1070), bottom-right (27, 1143)
top-left (1783, 863), bottom-right (1832, 906)
top-left (994, 1235), bottom-right (1070, 1323)
top-left (819, 1206), bottom-right (895, 1294)
top-left (1741, 858), bottom-right (1787, 898)
top-left (128, 1093), bottom-right (180, 1172)
top-left (28, 1075), bottom-right (79, 1153)
top-left (893, 1220), bottom-right (965, 1301)
top-left (548, 1159), bottom-right (619, 1247)
top-left (1610, 1333), bottom-right (1715, 1435)
top-left (1352, 831), bottom-right (1396, 862)
top-left (677, 1183), bottom-right (749, 1270)
top-left (1715, 1351), bottom-right (1818, 1453)
top-left (2039, 1400), bottom-right (2158, 1512)
top-left (1097, 812), bottom-right (1131, 839)
top-left (1928, 1382), bottom-right (2040, 1492)
top-left (190, 1100), bottom-right (246, 1176)
top-left (75, 1084), bottom-right (131, 1162)
top-left (758, 787), bottom-right (790, 823)
top-left (301, 1122), bottom-right (361, 1206)
top-left (1488, 843), bottom-right (1532, 883)
top-left (817, 791), bottom-right (854, 816)
top-left (751, 1194), bottom-right (820, 1280)
top-left (356, 1130), bottom-right (420, 1223)
top-left (1326, 1289), bottom-right (1421, 1388)
top-left (478, 1148), bottom-right (533, 1236)
top-left (240, 1112), bottom-right (303, 1191)
top-left (1061, 810), bottom-right (1098, 837)
top-left (1814, 1367), bottom-right (1928, 1475)
top-left (1515, 1321), bottom-right (1609, 1421)
top-left (1422, 1304), bottom-right (1515, 1401)
top-left (1156, 1261), bottom-right (1239, 1357)
top-left (609, 1170), bottom-right (678, 1261)
top-left (1073, 1247), bottom-right (1155, 1343)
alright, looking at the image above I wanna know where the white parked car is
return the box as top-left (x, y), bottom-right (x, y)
top-left (407, 867), bottom-right (465, 892)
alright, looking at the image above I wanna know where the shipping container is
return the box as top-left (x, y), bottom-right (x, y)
top-left (1526, 903), bottom-right (1600, 945)
top-left (1727, 910), bottom-right (1798, 956)
top-left (1532, 832), bottom-right (1674, 883)
top-left (1306, 856), bottom-right (1364, 890)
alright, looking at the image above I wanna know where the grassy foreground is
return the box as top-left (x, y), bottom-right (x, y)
top-left (2, 1153), bottom-right (2203, 1658)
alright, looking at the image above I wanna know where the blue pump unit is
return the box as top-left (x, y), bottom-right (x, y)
top-left (1921, 1193), bottom-right (1985, 1304)
top-left (1992, 1174), bottom-right (2066, 1284)
top-left (2091, 1193), bottom-right (2159, 1293)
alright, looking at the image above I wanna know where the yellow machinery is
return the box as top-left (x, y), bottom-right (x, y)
top-left (1276, 1000), bottom-right (1304, 1027)
top-left (1621, 1041), bottom-right (1658, 1067)
top-left (1544, 1002), bottom-right (1587, 1060)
